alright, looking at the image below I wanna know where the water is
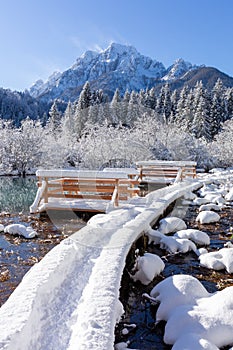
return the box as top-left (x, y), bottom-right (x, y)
top-left (0, 176), bottom-right (37, 213)
top-left (116, 205), bottom-right (233, 349)
top-left (0, 176), bottom-right (86, 306)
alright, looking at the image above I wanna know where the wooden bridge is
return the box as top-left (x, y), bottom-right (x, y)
top-left (30, 161), bottom-right (197, 214)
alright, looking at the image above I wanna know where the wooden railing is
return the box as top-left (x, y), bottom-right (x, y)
top-left (136, 160), bottom-right (197, 182)
top-left (30, 170), bottom-right (140, 213)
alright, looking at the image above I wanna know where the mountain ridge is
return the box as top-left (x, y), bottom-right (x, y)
top-left (29, 43), bottom-right (200, 101)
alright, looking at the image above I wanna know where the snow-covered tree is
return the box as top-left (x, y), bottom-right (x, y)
top-left (175, 85), bottom-right (190, 125)
top-left (2, 118), bottom-right (44, 175)
top-left (48, 99), bottom-right (62, 132)
top-left (110, 88), bottom-right (122, 124)
top-left (127, 90), bottom-right (140, 125)
top-left (225, 87), bottom-right (233, 120)
top-left (190, 82), bottom-right (209, 139)
top-left (73, 81), bottom-right (92, 137)
top-left (209, 119), bottom-right (233, 167)
top-left (156, 83), bottom-right (172, 122)
top-left (211, 78), bottom-right (226, 122)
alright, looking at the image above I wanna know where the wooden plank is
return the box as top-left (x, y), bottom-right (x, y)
top-left (48, 185), bottom-right (116, 192)
top-left (48, 193), bottom-right (113, 200)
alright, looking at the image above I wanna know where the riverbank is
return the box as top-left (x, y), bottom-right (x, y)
top-left (115, 197), bottom-right (233, 349)
top-left (0, 211), bottom-right (86, 306)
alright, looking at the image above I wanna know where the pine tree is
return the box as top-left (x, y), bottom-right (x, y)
top-left (73, 81), bottom-right (92, 137)
top-left (110, 88), bottom-right (121, 125)
top-left (212, 78), bottom-right (226, 122)
top-left (127, 90), bottom-right (140, 126)
top-left (61, 101), bottom-right (75, 138)
top-left (175, 85), bottom-right (189, 125)
top-left (157, 83), bottom-right (172, 122)
top-left (190, 82), bottom-right (209, 139)
top-left (121, 90), bottom-right (130, 125)
top-left (170, 89), bottom-right (179, 120)
top-left (225, 87), bottom-right (233, 120)
top-left (47, 99), bottom-right (62, 132)
top-left (205, 94), bottom-right (222, 141)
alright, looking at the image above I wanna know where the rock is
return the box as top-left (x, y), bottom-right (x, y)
top-left (196, 211), bottom-right (220, 224)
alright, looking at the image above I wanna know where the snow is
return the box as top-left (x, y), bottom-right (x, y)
top-left (146, 227), bottom-right (164, 244)
top-left (4, 224), bottom-right (37, 238)
top-left (0, 224), bottom-right (4, 231)
top-left (30, 42), bottom-right (167, 100)
top-left (29, 179), bottom-right (47, 213)
top-left (115, 341), bottom-right (138, 350)
top-left (150, 274), bottom-right (233, 349)
top-left (171, 333), bottom-right (219, 350)
top-left (192, 197), bottom-right (211, 205)
top-left (159, 236), bottom-right (197, 254)
top-left (158, 216), bottom-right (187, 234)
top-left (1, 169), bottom-right (232, 349)
top-left (174, 229), bottom-right (210, 246)
top-left (150, 275), bottom-right (210, 321)
top-left (199, 203), bottom-right (221, 212)
top-left (3, 170), bottom-right (233, 349)
top-left (199, 247), bottom-right (233, 273)
top-left (36, 169), bottom-right (128, 179)
top-left (196, 211), bottom-right (220, 224)
top-left (130, 252), bottom-right (165, 285)
top-left (0, 178), bottom-right (203, 350)
top-left (225, 188), bottom-right (233, 201)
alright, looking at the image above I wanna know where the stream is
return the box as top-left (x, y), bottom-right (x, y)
top-left (0, 176), bottom-right (86, 306)
top-left (115, 198), bottom-right (233, 350)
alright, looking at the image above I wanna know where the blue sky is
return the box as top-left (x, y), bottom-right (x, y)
top-left (1, 0), bottom-right (233, 91)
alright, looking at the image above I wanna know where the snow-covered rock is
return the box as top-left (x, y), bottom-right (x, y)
top-left (4, 224), bottom-right (37, 238)
top-left (196, 247), bottom-right (209, 256)
top-left (145, 227), bottom-right (164, 244)
top-left (199, 247), bottom-right (233, 273)
top-left (204, 193), bottom-right (222, 203)
top-left (115, 342), bottom-right (138, 350)
top-left (150, 274), bottom-right (233, 349)
top-left (192, 197), bottom-right (210, 206)
top-left (150, 275), bottom-right (209, 321)
top-left (171, 333), bottom-right (219, 350)
top-left (174, 229), bottom-right (210, 246)
top-left (0, 224), bottom-right (4, 231)
top-left (199, 203), bottom-right (221, 212)
top-left (131, 252), bottom-right (165, 285)
top-left (225, 188), bottom-right (233, 201)
top-left (158, 217), bottom-right (187, 234)
top-left (159, 236), bottom-right (197, 254)
top-left (196, 211), bottom-right (220, 224)
top-left (182, 191), bottom-right (197, 200)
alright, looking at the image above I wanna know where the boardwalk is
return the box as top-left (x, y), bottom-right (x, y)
top-left (30, 161), bottom-right (197, 214)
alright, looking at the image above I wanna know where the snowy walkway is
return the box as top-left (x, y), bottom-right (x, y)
top-left (0, 179), bottom-right (203, 350)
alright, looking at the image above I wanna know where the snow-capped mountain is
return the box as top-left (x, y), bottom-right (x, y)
top-left (162, 58), bottom-right (197, 81)
top-left (29, 43), bottom-right (197, 102)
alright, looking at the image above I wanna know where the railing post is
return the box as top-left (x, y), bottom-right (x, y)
top-left (114, 179), bottom-right (119, 206)
top-left (44, 177), bottom-right (48, 204)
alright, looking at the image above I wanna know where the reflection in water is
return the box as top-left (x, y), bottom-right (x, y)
top-left (0, 176), bottom-right (37, 213)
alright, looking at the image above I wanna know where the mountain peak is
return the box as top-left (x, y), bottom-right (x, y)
top-left (104, 42), bottom-right (137, 55)
top-left (162, 58), bottom-right (195, 81)
top-left (29, 43), bottom-right (203, 101)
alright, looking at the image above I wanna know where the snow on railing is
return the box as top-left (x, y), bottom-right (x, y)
top-left (29, 180), bottom-right (47, 213)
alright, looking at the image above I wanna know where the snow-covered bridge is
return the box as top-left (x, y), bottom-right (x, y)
top-left (30, 161), bottom-right (197, 215)
top-left (0, 178), bottom-right (203, 350)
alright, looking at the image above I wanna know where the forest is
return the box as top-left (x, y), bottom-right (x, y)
top-left (0, 78), bottom-right (233, 175)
